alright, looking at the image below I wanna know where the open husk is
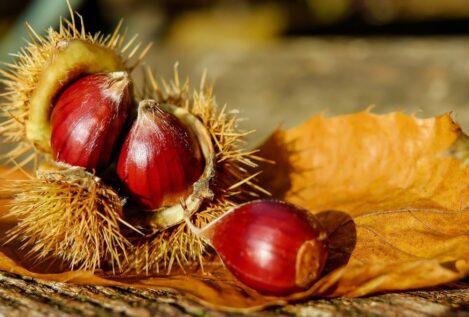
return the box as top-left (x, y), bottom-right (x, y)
top-left (0, 4), bottom-right (151, 167)
top-left (122, 67), bottom-right (268, 273)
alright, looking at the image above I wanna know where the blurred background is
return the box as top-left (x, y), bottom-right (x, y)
top-left (1, 0), bottom-right (469, 145)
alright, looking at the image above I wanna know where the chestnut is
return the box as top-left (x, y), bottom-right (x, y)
top-left (117, 100), bottom-right (215, 229)
top-left (185, 199), bottom-right (328, 296)
top-left (50, 72), bottom-right (131, 172)
top-left (117, 100), bottom-right (203, 210)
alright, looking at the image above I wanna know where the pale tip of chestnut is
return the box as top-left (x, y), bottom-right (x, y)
top-left (102, 71), bottom-right (130, 104)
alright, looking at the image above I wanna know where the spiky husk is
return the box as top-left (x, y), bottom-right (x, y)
top-left (0, 5), bottom-right (151, 171)
top-left (124, 66), bottom-right (269, 274)
top-left (128, 202), bottom-right (227, 274)
top-left (0, 3), bottom-right (267, 274)
top-left (2, 166), bottom-right (133, 272)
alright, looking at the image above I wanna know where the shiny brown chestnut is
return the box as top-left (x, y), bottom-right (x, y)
top-left (50, 72), bottom-right (131, 172)
top-left (185, 199), bottom-right (328, 296)
top-left (117, 100), bottom-right (215, 228)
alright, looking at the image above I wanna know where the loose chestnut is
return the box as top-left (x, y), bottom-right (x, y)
top-left (117, 100), bottom-right (211, 213)
top-left (50, 72), bottom-right (131, 172)
top-left (185, 200), bottom-right (328, 296)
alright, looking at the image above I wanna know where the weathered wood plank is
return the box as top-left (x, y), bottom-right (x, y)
top-left (0, 272), bottom-right (467, 316)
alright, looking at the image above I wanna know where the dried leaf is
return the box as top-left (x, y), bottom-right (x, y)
top-left (259, 112), bottom-right (467, 213)
top-left (0, 111), bottom-right (467, 312)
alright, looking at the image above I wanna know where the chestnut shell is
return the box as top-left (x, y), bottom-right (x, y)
top-left (50, 72), bottom-right (131, 172)
top-left (209, 200), bottom-right (328, 296)
top-left (117, 101), bottom-right (204, 211)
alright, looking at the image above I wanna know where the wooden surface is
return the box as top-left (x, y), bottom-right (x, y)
top-left (1, 37), bottom-right (469, 316)
top-left (0, 272), bottom-right (467, 316)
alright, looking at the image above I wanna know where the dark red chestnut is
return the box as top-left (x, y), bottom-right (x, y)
top-left (50, 72), bottom-right (131, 172)
top-left (117, 100), bottom-right (205, 211)
top-left (185, 199), bottom-right (328, 296)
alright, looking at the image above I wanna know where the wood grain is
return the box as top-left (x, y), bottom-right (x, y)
top-left (0, 272), bottom-right (467, 316)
